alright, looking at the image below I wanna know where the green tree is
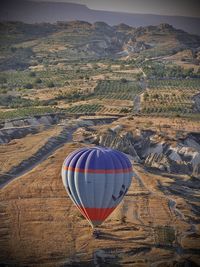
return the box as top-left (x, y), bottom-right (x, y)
top-left (47, 81), bottom-right (55, 88)
top-left (24, 83), bottom-right (33, 89)
top-left (35, 78), bottom-right (42, 84)
top-left (29, 71), bottom-right (36, 77)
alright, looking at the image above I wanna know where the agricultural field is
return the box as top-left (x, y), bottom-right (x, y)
top-left (64, 103), bottom-right (103, 114)
top-left (93, 79), bottom-right (142, 100)
top-left (141, 79), bottom-right (200, 116)
top-left (148, 78), bottom-right (200, 89)
top-left (60, 78), bottom-right (142, 114)
top-left (0, 63), bottom-right (109, 93)
top-left (0, 59), bottom-right (145, 119)
top-left (0, 59), bottom-right (199, 120)
top-left (0, 21), bottom-right (200, 120)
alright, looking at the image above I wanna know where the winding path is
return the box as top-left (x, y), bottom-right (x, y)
top-left (133, 68), bottom-right (147, 113)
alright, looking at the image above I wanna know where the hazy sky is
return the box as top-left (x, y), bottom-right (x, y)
top-left (33, 0), bottom-right (200, 18)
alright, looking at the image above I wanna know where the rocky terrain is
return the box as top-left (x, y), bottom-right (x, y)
top-left (82, 116), bottom-right (200, 178)
top-left (1, 21), bottom-right (200, 71)
top-left (0, 115), bottom-right (117, 186)
top-left (92, 126), bottom-right (200, 178)
top-left (0, 114), bottom-right (63, 144)
top-left (0, 115), bottom-right (200, 266)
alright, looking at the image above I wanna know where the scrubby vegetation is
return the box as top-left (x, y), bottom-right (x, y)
top-left (142, 61), bottom-right (200, 79)
top-left (0, 107), bottom-right (59, 120)
top-left (0, 95), bottom-right (40, 108)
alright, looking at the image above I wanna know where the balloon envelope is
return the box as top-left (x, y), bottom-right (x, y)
top-left (62, 146), bottom-right (133, 227)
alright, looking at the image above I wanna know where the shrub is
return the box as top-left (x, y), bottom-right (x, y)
top-left (143, 92), bottom-right (149, 100)
top-left (35, 78), bottom-right (42, 84)
top-left (0, 89), bottom-right (7, 94)
top-left (10, 47), bottom-right (17, 53)
top-left (0, 75), bottom-right (7, 84)
top-left (121, 216), bottom-right (126, 223)
top-left (120, 78), bottom-right (128, 83)
top-left (47, 81), bottom-right (55, 88)
top-left (29, 71), bottom-right (36, 77)
top-left (24, 83), bottom-right (33, 89)
top-left (120, 108), bottom-right (129, 113)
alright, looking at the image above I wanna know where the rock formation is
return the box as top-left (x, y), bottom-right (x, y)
top-left (96, 126), bottom-right (140, 161)
top-left (93, 126), bottom-right (200, 177)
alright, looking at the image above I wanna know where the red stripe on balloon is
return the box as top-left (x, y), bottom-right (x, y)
top-left (63, 166), bottom-right (132, 174)
top-left (78, 206), bottom-right (116, 221)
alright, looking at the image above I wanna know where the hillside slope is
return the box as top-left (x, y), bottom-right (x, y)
top-left (0, 21), bottom-right (200, 71)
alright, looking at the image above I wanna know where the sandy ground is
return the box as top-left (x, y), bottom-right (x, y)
top-left (114, 69), bottom-right (142, 74)
top-left (114, 116), bottom-right (200, 137)
top-left (0, 125), bottom-right (62, 175)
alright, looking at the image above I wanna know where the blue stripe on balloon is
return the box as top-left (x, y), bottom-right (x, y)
top-left (65, 147), bottom-right (132, 171)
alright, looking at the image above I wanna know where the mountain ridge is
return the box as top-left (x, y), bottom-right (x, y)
top-left (0, 0), bottom-right (200, 35)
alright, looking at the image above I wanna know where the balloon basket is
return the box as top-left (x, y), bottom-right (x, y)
top-left (92, 229), bottom-right (101, 239)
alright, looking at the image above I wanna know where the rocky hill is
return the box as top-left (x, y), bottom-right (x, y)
top-left (0, 21), bottom-right (200, 70)
top-left (95, 128), bottom-right (200, 178)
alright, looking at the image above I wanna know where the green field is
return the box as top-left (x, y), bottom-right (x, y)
top-left (0, 107), bottom-right (59, 120)
top-left (141, 79), bottom-right (200, 116)
top-left (93, 80), bottom-right (143, 100)
top-left (64, 103), bottom-right (102, 114)
top-left (148, 79), bottom-right (200, 89)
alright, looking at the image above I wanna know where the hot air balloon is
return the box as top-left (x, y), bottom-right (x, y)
top-left (61, 146), bottom-right (133, 228)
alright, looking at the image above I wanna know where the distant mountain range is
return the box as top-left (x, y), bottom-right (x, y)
top-left (0, 0), bottom-right (200, 35)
